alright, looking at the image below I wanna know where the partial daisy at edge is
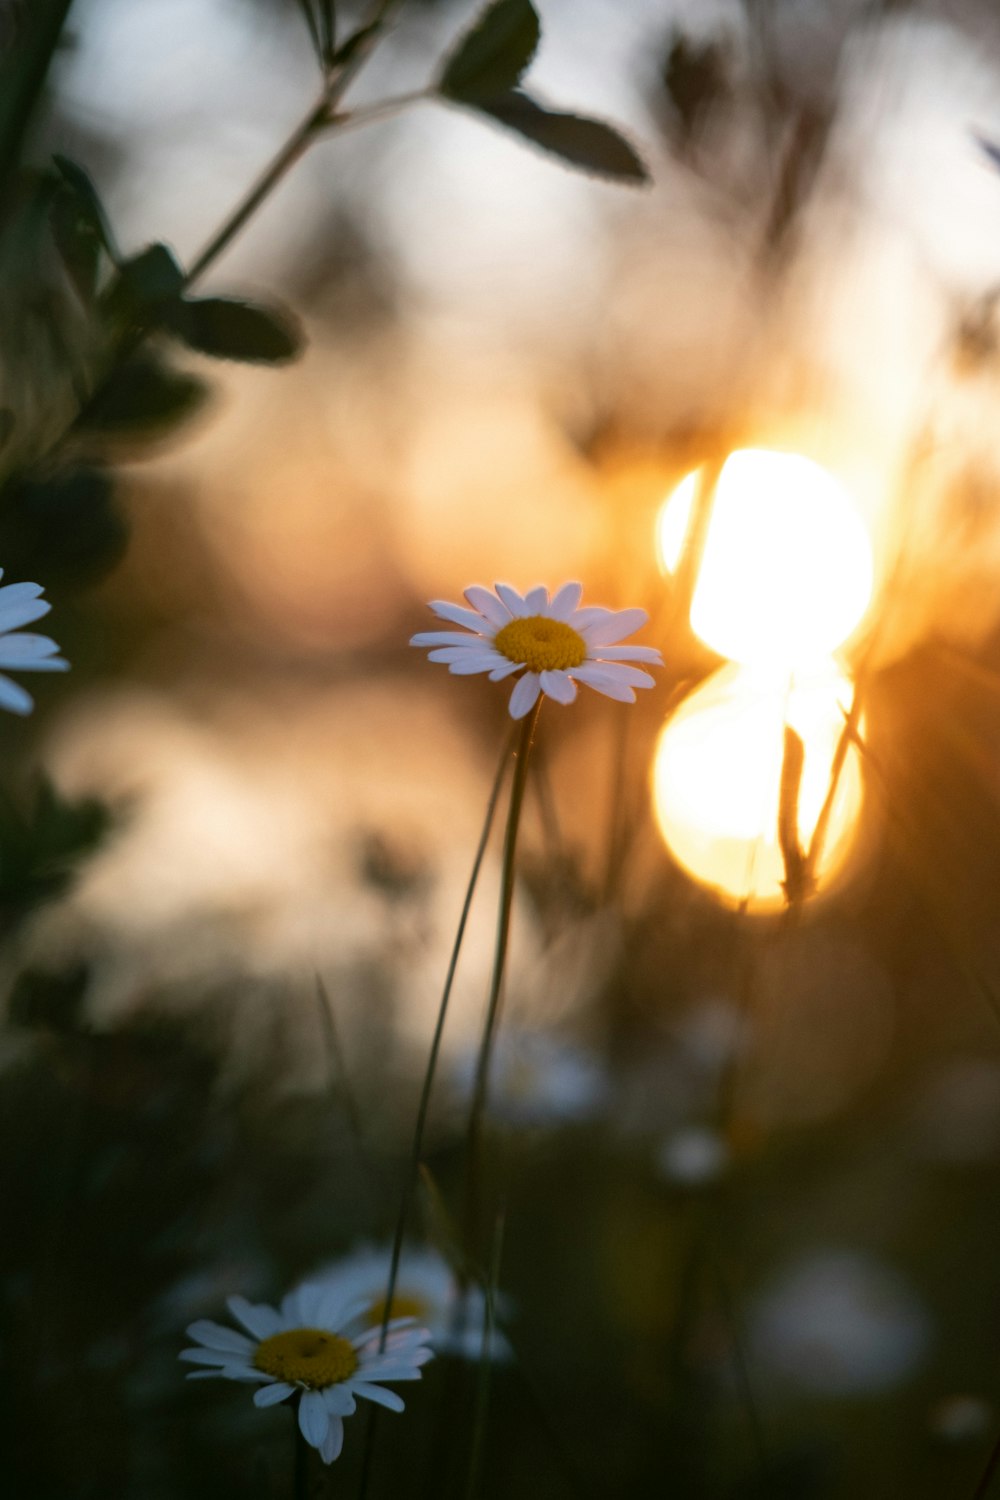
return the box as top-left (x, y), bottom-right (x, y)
top-left (179, 1276), bottom-right (434, 1465)
top-left (0, 571), bottom-right (69, 715)
top-left (411, 581), bottom-right (662, 719)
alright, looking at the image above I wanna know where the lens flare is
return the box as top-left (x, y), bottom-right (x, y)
top-left (656, 449), bottom-right (874, 667)
top-left (652, 663), bottom-right (864, 911)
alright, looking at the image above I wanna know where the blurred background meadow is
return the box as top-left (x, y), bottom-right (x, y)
top-left (7, 0), bottom-right (1000, 1494)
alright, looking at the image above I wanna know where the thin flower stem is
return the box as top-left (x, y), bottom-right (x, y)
top-left (376, 724), bottom-right (517, 1355)
top-left (464, 1206), bottom-right (506, 1500)
top-left (971, 1431), bottom-right (1000, 1500)
top-left (293, 1414), bottom-right (309, 1500)
top-left (463, 702), bottom-right (542, 1256)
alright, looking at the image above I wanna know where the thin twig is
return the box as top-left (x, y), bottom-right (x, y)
top-left (464, 1206), bottom-right (507, 1500)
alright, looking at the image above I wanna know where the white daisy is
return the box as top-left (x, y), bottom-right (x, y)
top-left (179, 1278), bottom-right (434, 1464)
top-left (310, 1243), bottom-right (511, 1362)
top-left (411, 581), bottom-right (662, 719)
top-left (0, 571), bottom-right (68, 715)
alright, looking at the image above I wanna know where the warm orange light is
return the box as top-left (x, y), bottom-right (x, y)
top-left (652, 663), bottom-right (864, 911)
top-left (657, 449), bottom-right (874, 667)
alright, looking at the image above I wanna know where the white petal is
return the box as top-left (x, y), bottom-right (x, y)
top-left (179, 1348), bottom-right (244, 1367)
top-left (352, 1382), bottom-right (406, 1413)
top-left (0, 632), bottom-right (63, 662)
top-left (449, 655), bottom-right (500, 676)
top-left (539, 670), bottom-right (577, 706)
top-left (592, 645), bottom-right (663, 664)
top-left (464, 585), bottom-right (511, 628)
top-left (547, 581), bottom-right (583, 619)
top-left (572, 664), bottom-right (637, 703)
top-left (508, 672), bottom-right (540, 719)
top-left (411, 630), bottom-right (483, 648)
top-left (254, 1382), bottom-right (295, 1407)
top-left (488, 660), bottom-right (522, 681)
top-left (430, 600), bottom-right (495, 634)
top-left (226, 1296), bottom-right (283, 1341)
top-left (579, 608), bottom-right (648, 646)
top-left (323, 1385), bottom-right (358, 1416)
top-left (357, 1362), bottom-right (426, 1381)
top-left (494, 583), bottom-right (530, 617)
top-left (426, 647), bottom-right (492, 665)
top-left (523, 585), bottom-right (548, 614)
top-left (0, 654), bottom-right (68, 673)
top-left (0, 674), bottom-right (34, 715)
top-left (298, 1390), bottom-right (330, 1448)
top-left (0, 585), bottom-right (49, 634)
top-left (185, 1320), bottom-right (255, 1355)
top-left (320, 1416), bottom-right (345, 1465)
top-left (582, 662), bottom-right (656, 689)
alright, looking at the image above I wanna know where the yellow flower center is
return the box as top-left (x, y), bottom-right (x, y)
top-left (253, 1328), bottom-right (358, 1389)
top-left (494, 616), bottom-right (587, 673)
top-left (365, 1293), bottom-right (428, 1329)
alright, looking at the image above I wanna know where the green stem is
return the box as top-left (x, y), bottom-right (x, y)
top-left (464, 1206), bottom-right (506, 1500)
top-left (294, 1414), bottom-right (309, 1500)
top-left (376, 724), bottom-right (516, 1353)
top-left (971, 1432), bottom-right (1000, 1500)
top-left (463, 701), bottom-right (541, 1257)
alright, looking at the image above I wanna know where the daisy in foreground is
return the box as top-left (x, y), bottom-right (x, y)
top-left (411, 581), bottom-right (662, 718)
top-left (0, 571), bottom-right (68, 714)
top-left (180, 1279), bottom-right (433, 1464)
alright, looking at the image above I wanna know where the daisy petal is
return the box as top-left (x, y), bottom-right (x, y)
top-left (411, 631), bottom-right (486, 648)
top-left (352, 1382), bottom-right (406, 1413)
top-left (254, 1382), bottom-right (295, 1407)
top-left (0, 674), bottom-right (33, 715)
top-left (524, 585), bottom-right (548, 613)
top-left (185, 1321), bottom-right (254, 1356)
top-left (320, 1416), bottom-right (344, 1464)
top-left (0, 588), bottom-right (49, 634)
top-left (572, 664), bottom-right (639, 702)
top-left (427, 647), bottom-right (494, 666)
top-left (592, 644), bottom-right (664, 664)
top-left (579, 608), bottom-right (649, 646)
top-left (299, 1390), bottom-right (330, 1449)
top-left (508, 672), bottom-right (541, 719)
top-left (179, 1348), bottom-right (244, 1367)
top-left (539, 670), bottom-right (577, 706)
top-left (586, 663), bottom-right (657, 689)
top-left (488, 660), bottom-right (522, 681)
top-left (494, 583), bottom-right (530, 617)
top-left (323, 1386), bottom-right (357, 1416)
top-left (449, 655), bottom-right (501, 676)
top-left (548, 581), bottom-right (583, 619)
top-left (464, 585), bottom-right (511, 627)
top-left (0, 632), bottom-right (64, 662)
top-left (227, 1296), bottom-right (283, 1341)
top-left (429, 600), bottom-right (493, 633)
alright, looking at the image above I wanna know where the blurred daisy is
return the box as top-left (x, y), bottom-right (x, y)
top-left (180, 1278), bottom-right (433, 1464)
top-left (0, 573), bottom-right (69, 714)
top-left (312, 1243), bottom-right (510, 1362)
top-left (411, 581), bottom-right (662, 719)
top-left (451, 1026), bottom-right (611, 1129)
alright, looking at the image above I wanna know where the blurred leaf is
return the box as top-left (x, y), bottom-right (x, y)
top-left (0, 1), bottom-right (74, 196)
top-left (329, 17), bottom-right (380, 68)
top-left (49, 183), bottom-right (104, 303)
top-left (976, 134), bottom-right (1000, 174)
top-left (439, 0), bottom-right (540, 103)
top-left (475, 91), bottom-right (650, 182)
top-left (0, 466), bottom-right (128, 587)
top-left (101, 242), bottom-right (185, 332)
top-left (77, 354), bottom-right (209, 440)
top-left (165, 296), bottom-right (303, 364)
top-left (51, 155), bottom-right (120, 265)
top-left (661, 31), bottom-right (730, 148)
top-left (0, 778), bottom-right (111, 921)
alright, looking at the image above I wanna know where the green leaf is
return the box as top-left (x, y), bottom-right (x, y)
top-left (166, 296), bottom-right (303, 364)
top-left (78, 355), bottom-right (209, 440)
top-left (51, 153), bottom-right (120, 264)
top-left (0, 778), bottom-right (112, 919)
top-left (0, 466), bottom-right (128, 587)
top-left (102, 242), bottom-right (185, 331)
top-left (439, 0), bottom-right (540, 103)
top-left (476, 90), bottom-right (650, 182)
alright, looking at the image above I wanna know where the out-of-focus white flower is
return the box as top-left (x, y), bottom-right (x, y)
top-left (179, 1278), bottom-right (433, 1464)
top-left (0, 574), bottom-right (69, 714)
top-left (411, 581), bottom-right (661, 719)
top-left (929, 1394), bottom-right (994, 1445)
top-left (656, 1125), bottom-right (728, 1186)
top-left (311, 1243), bottom-right (510, 1363)
top-left (747, 1250), bottom-right (931, 1397)
top-left (452, 1025), bottom-right (611, 1128)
